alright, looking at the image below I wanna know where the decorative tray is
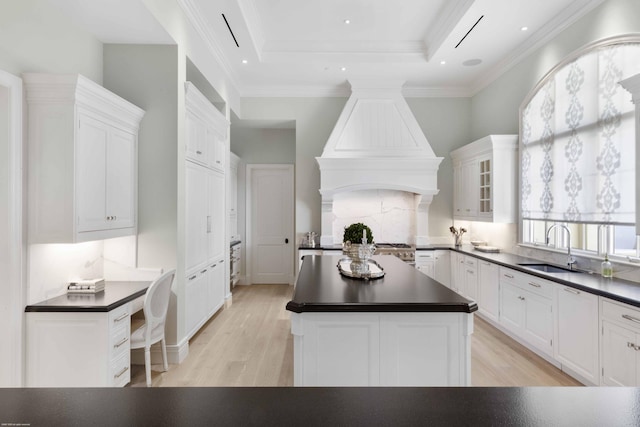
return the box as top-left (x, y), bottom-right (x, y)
top-left (337, 258), bottom-right (385, 280)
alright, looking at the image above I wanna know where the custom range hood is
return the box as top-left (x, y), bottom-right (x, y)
top-left (317, 80), bottom-right (443, 246)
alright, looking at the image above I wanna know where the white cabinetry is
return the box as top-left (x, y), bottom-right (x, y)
top-left (415, 252), bottom-right (435, 279)
top-left (228, 152), bottom-right (240, 241)
top-left (24, 73), bottom-right (144, 243)
top-left (450, 252), bottom-right (477, 300)
top-left (477, 260), bottom-right (500, 323)
top-left (499, 267), bottom-right (554, 357)
top-left (184, 82), bottom-right (228, 340)
top-left (600, 298), bottom-right (640, 386)
top-left (450, 135), bottom-right (517, 223)
top-left (291, 312), bottom-right (473, 386)
top-left (434, 250), bottom-right (451, 288)
top-left (555, 285), bottom-right (600, 385)
top-left (450, 252), bottom-right (465, 295)
top-left (26, 303), bottom-right (133, 387)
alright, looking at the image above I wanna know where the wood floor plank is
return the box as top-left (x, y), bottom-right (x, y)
top-left (130, 284), bottom-right (582, 388)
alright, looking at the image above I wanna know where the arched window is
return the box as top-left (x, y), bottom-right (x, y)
top-left (520, 36), bottom-right (640, 260)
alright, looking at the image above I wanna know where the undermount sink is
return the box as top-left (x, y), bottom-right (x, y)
top-left (517, 263), bottom-right (582, 274)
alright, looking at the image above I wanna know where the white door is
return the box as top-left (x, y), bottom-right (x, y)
top-left (249, 165), bottom-right (294, 284)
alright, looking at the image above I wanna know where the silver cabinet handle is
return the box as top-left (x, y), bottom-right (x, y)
top-left (114, 366), bottom-right (129, 379)
top-left (196, 150), bottom-right (202, 155)
top-left (622, 314), bottom-right (640, 324)
top-left (504, 274), bottom-right (514, 279)
top-left (114, 337), bottom-right (129, 348)
top-left (210, 263), bottom-right (217, 268)
top-left (628, 342), bottom-right (640, 351)
top-left (201, 269), bottom-right (208, 274)
top-left (114, 313), bottom-right (128, 323)
top-left (467, 270), bottom-right (475, 274)
top-left (188, 275), bottom-right (197, 281)
top-left (528, 282), bottom-right (541, 288)
top-left (563, 287), bottom-right (580, 295)
top-left (518, 296), bottom-right (525, 301)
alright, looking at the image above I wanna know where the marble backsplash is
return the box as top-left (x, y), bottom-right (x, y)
top-left (332, 189), bottom-right (419, 244)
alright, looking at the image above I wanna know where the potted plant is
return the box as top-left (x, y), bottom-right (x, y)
top-left (342, 223), bottom-right (375, 274)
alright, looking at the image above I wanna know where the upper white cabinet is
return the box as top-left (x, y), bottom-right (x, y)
top-left (185, 82), bottom-right (227, 172)
top-left (450, 135), bottom-right (518, 223)
top-left (24, 74), bottom-right (144, 243)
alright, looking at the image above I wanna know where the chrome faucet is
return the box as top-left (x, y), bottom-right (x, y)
top-left (546, 224), bottom-right (577, 270)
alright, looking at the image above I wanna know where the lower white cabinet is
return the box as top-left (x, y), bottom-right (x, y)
top-left (477, 260), bottom-right (499, 323)
top-left (415, 252), bottom-right (435, 279)
top-left (291, 311), bottom-right (473, 386)
top-left (434, 251), bottom-right (451, 288)
top-left (499, 268), bottom-right (554, 357)
top-left (555, 285), bottom-right (600, 384)
top-left (600, 298), bottom-right (640, 386)
top-left (185, 258), bottom-right (226, 339)
top-left (450, 253), bottom-right (477, 300)
top-left (26, 303), bottom-right (133, 387)
top-left (450, 252), bottom-right (465, 295)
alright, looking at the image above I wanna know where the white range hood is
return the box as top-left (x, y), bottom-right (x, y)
top-left (317, 80), bottom-right (443, 246)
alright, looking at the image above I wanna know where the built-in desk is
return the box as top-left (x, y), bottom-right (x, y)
top-left (25, 281), bottom-right (151, 387)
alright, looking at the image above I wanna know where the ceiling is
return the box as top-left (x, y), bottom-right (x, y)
top-left (48, 0), bottom-right (605, 97)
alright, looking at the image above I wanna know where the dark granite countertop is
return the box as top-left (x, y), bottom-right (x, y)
top-left (447, 245), bottom-right (640, 309)
top-left (287, 255), bottom-right (477, 313)
top-left (1, 387), bottom-right (639, 426)
top-left (25, 281), bottom-right (151, 313)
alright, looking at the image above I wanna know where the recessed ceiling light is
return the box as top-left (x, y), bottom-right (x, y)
top-left (341, 67), bottom-right (347, 71)
top-left (440, 60), bottom-right (446, 65)
top-left (344, 19), bottom-right (351, 24)
top-left (521, 26), bottom-right (528, 31)
top-left (463, 58), bottom-right (482, 66)
top-left (242, 59), bottom-right (248, 64)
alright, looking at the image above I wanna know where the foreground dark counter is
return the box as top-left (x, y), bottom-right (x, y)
top-left (287, 255), bottom-right (477, 313)
top-left (1, 387), bottom-right (639, 426)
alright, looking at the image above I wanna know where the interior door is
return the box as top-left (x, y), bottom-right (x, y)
top-left (249, 165), bottom-right (294, 284)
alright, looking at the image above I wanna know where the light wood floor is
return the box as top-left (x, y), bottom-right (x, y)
top-left (130, 284), bottom-right (580, 387)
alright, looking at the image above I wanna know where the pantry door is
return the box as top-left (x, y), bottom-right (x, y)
top-left (248, 165), bottom-right (294, 284)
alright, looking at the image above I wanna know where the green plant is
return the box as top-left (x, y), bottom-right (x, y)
top-left (343, 223), bottom-right (374, 244)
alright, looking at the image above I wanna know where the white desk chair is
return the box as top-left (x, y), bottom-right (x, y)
top-left (130, 269), bottom-right (175, 387)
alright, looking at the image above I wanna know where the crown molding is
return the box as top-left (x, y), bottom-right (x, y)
top-left (424, 0), bottom-right (475, 60)
top-left (237, 0), bottom-right (265, 60)
top-left (468, 0), bottom-right (606, 96)
top-left (177, 0), bottom-right (242, 94)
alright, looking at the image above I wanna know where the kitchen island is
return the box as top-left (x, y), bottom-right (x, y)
top-left (287, 255), bottom-right (477, 386)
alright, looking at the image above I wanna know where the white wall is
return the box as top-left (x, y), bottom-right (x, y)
top-left (0, 0), bottom-right (102, 82)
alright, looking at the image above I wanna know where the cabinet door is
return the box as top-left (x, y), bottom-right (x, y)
top-left (522, 291), bottom-right (554, 356)
top-left (209, 170), bottom-right (226, 261)
top-left (477, 156), bottom-right (492, 217)
top-left (555, 287), bottom-right (599, 383)
top-left (601, 321), bottom-right (638, 386)
top-left (453, 163), bottom-right (463, 217)
top-left (464, 266), bottom-right (478, 301)
top-left (500, 281), bottom-right (524, 334)
top-left (185, 109), bottom-right (207, 164)
top-left (478, 261), bottom-right (500, 323)
top-left (186, 162), bottom-right (209, 272)
top-left (185, 271), bottom-right (208, 336)
top-left (461, 160), bottom-right (479, 217)
top-left (207, 261), bottom-right (226, 315)
top-left (106, 127), bottom-right (136, 229)
top-left (416, 262), bottom-right (435, 279)
top-left (76, 114), bottom-right (108, 232)
top-left (450, 252), bottom-right (465, 295)
top-left (434, 251), bottom-right (451, 288)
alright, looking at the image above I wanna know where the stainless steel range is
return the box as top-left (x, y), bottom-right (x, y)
top-left (375, 243), bottom-right (415, 264)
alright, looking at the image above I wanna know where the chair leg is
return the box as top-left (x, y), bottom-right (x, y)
top-left (144, 347), bottom-right (152, 387)
top-left (161, 338), bottom-right (169, 372)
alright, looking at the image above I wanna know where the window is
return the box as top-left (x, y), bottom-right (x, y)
top-left (520, 38), bottom-right (640, 262)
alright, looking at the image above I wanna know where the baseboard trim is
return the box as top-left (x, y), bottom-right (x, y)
top-left (131, 339), bottom-right (189, 366)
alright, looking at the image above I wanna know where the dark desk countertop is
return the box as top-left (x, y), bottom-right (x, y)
top-left (1, 387), bottom-right (638, 426)
top-left (25, 281), bottom-right (151, 313)
top-left (287, 255), bottom-right (477, 313)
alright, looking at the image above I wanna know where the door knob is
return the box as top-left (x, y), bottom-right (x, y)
top-left (285, 238), bottom-right (289, 244)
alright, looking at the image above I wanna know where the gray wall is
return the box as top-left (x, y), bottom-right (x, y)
top-left (103, 44), bottom-right (179, 272)
top-left (230, 127), bottom-right (295, 163)
top-left (0, 0), bottom-right (102, 82)
top-left (470, 0), bottom-right (640, 140)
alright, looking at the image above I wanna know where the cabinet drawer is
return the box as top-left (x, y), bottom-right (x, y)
top-left (110, 323), bottom-right (131, 361)
top-left (499, 267), bottom-right (553, 299)
top-left (416, 252), bottom-right (434, 260)
top-left (602, 299), bottom-right (640, 331)
top-left (109, 304), bottom-right (130, 328)
top-left (111, 353), bottom-right (131, 387)
top-left (463, 256), bottom-right (477, 268)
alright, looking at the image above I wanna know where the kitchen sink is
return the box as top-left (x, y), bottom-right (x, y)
top-left (517, 263), bottom-right (582, 274)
